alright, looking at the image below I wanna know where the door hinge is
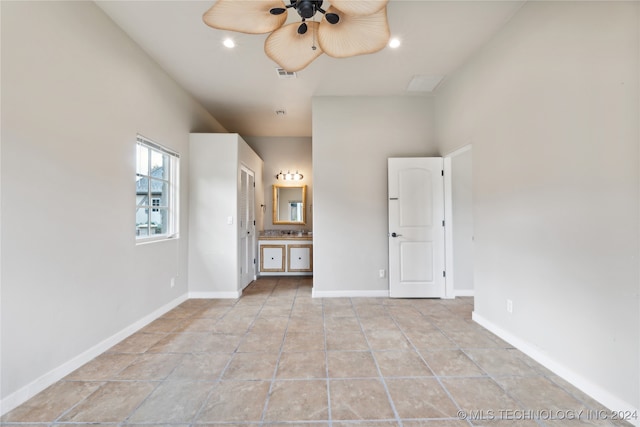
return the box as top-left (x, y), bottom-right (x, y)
top-left (253, 258), bottom-right (256, 265)
top-left (253, 220), bottom-right (256, 226)
top-left (443, 271), bottom-right (446, 277)
top-left (442, 220), bottom-right (445, 227)
top-left (441, 170), bottom-right (444, 176)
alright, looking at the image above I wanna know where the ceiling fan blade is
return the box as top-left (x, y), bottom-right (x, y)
top-left (265, 22), bottom-right (324, 72)
top-left (330, 0), bottom-right (389, 17)
top-left (318, 6), bottom-right (390, 58)
top-left (203, 0), bottom-right (287, 34)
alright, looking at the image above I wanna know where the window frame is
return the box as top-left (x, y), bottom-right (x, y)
top-left (135, 135), bottom-right (180, 243)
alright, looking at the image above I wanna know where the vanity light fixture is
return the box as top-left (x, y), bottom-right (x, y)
top-left (276, 170), bottom-right (304, 181)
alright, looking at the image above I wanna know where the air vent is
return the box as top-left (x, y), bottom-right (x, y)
top-left (276, 68), bottom-right (297, 79)
top-left (406, 75), bottom-right (444, 93)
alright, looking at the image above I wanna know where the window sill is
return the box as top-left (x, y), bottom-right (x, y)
top-left (135, 234), bottom-right (180, 246)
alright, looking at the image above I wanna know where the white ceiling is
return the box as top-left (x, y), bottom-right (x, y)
top-left (97, 0), bottom-right (524, 137)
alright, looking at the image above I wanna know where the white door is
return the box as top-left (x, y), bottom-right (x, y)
top-left (388, 157), bottom-right (445, 298)
top-left (239, 167), bottom-right (256, 290)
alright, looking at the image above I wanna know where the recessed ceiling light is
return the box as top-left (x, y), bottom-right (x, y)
top-left (223, 38), bottom-right (235, 48)
top-left (388, 38), bottom-right (401, 49)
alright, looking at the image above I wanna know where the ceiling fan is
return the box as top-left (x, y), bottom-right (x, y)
top-left (203, 0), bottom-right (390, 72)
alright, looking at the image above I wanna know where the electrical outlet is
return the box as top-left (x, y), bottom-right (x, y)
top-left (506, 299), bottom-right (513, 314)
top-left (379, 269), bottom-right (386, 278)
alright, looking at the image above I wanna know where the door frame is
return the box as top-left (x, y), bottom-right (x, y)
top-left (443, 144), bottom-right (473, 299)
top-left (239, 164), bottom-right (256, 291)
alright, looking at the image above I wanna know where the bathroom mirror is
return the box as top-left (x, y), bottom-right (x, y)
top-left (273, 185), bottom-right (306, 225)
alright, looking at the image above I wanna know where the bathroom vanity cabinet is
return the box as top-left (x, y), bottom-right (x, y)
top-left (258, 235), bottom-right (313, 276)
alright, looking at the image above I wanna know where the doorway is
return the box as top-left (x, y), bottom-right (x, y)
top-left (444, 145), bottom-right (474, 297)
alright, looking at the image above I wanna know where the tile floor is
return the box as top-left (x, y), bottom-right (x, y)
top-left (2, 277), bottom-right (633, 427)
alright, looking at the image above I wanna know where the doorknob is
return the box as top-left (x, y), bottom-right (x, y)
top-left (390, 232), bottom-right (402, 238)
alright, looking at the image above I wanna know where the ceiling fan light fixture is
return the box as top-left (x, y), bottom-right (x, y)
top-left (265, 22), bottom-right (323, 72)
top-left (318, 6), bottom-right (390, 58)
top-left (223, 37), bottom-right (235, 48)
top-left (329, 0), bottom-right (388, 16)
top-left (203, 0), bottom-right (287, 34)
top-left (325, 12), bottom-right (339, 24)
top-left (204, 0), bottom-right (391, 71)
top-left (296, 0), bottom-right (321, 19)
top-left (388, 37), bottom-right (401, 49)
top-left (269, 7), bottom-right (286, 15)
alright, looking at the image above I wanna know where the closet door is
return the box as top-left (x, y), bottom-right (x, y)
top-left (248, 172), bottom-right (256, 279)
top-left (239, 166), bottom-right (256, 290)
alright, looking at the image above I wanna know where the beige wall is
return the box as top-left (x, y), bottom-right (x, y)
top-left (1, 0), bottom-right (225, 409)
top-left (312, 96), bottom-right (437, 295)
top-left (436, 0), bottom-right (639, 412)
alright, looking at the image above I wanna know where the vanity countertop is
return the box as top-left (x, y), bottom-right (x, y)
top-left (259, 231), bottom-right (313, 241)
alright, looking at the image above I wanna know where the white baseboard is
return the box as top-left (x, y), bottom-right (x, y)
top-left (311, 288), bottom-right (465, 299)
top-left (189, 291), bottom-right (241, 299)
top-left (0, 293), bottom-right (188, 416)
top-left (454, 289), bottom-right (475, 297)
top-left (472, 312), bottom-right (639, 426)
top-left (312, 289), bottom-right (389, 298)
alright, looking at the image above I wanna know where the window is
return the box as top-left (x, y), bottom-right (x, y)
top-left (136, 135), bottom-right (180, 241)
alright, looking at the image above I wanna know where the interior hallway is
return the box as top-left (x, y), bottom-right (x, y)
top-left (2, 277), bottom-right (631, 426)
